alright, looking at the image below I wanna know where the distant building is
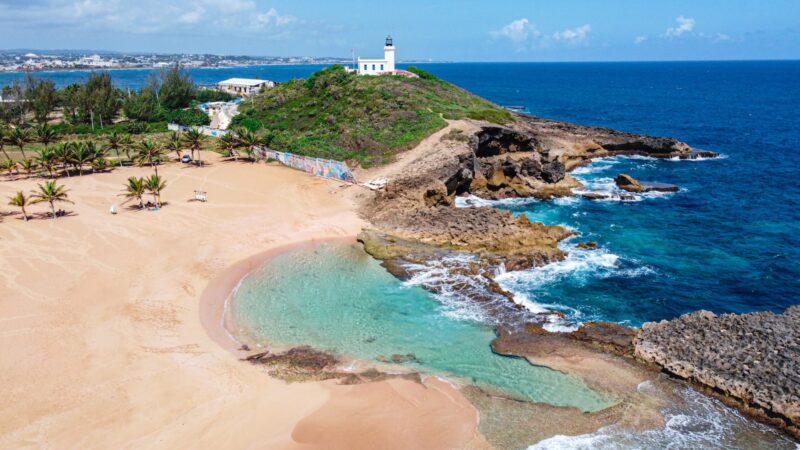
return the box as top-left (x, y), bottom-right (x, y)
top-left (358, 35), bottom-right (396, 76)
top-left (216, 78), bottom-right (274, 97)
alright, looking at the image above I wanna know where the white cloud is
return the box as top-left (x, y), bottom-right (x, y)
top-left (552, 24), bottom-right (591, 45)
top-left (714, 33), bottom-right (731, 42)
top-left (491, 18), bottom-right (539, 43)
top-left (0, 0), bottom-right (296, 35)
top-left (491, 19), bottom-right (592, 49)
top-left (665, 16), bottom-right (695, 37)
top-left (634, 35), bottom-right (647, 44)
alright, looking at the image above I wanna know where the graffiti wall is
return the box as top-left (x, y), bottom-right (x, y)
top-left (253, 146), bottom-right (357, 184)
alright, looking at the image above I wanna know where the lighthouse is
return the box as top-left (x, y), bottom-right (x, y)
top-left (357, 35), bottom-right (396, 75)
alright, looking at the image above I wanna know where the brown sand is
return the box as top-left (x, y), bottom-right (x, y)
top-left (0, 153), bottom-right (478, 449)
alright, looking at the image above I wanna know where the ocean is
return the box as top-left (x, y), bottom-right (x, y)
top-left (6, 61), bottom-right (799, 447)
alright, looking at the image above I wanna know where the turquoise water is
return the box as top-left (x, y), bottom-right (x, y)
top-left (232, 242), bottom-right (613, 412)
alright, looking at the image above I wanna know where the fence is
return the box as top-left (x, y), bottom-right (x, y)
top-left (167, 123), bottom-right (229, 138)
top-left (253, 146), bottom-right (357, 184)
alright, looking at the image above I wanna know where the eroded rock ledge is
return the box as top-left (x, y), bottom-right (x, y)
top-left (635, 306), bottom-right (800, 439)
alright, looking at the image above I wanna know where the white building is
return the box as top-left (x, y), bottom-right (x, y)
top-left (357, 35), bottom-right (396, 76)
top-left (217, 78), bottom-right (275, 97)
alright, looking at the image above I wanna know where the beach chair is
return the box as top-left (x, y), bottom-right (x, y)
top-left (194, 190), bottom-right (207, 202)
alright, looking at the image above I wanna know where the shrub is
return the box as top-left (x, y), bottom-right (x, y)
top-left (195, 89), bottom-right (236, 103)
top-left (467, 108), bottom-right (514, 125)
top-left (406, 66), bottom-right (439, 81)
top-left (161, 108), bottom-right (209, 127)
top-left (229, 115), bottom-right (262, 132)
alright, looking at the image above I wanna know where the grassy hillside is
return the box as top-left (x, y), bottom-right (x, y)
top-left (232, 65), bottom-right (513, 167)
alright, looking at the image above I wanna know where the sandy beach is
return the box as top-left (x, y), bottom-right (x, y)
top-left (0, 153), bottom-right (480, 449)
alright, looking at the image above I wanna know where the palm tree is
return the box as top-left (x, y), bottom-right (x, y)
top-left (164, 131), bottom-right (183, 161)
top-left (30, 180), bottom-right (72, 219)
top-left (217, 133), bottom-right (238, 160)
top-left (120, 176), bottom-right (146, 209)
top-left (52, 143), bottom-right (72, 177)
top-left (34, 124), bottom-right (59, 149)
top-left (69, 142), bottom-right (94, 176)
top-left (84, 141), bottom-right (107, 173)
top-left (1, 159), bottom-right (16, 176)
top-left (183, 129), bottom-right (205, 165)
top-left (120, 134), bottom-right (133, 163)
top-left (106, 131), bottom-right (124, 167)
top-left (0, 125), bottom-right (11, 161)
top-left (18, 158), bottom-right (37, 177)
top-left (136, 139), bottom-right (166, 177)
top-left (8, 191), bottom-right (30, 221)
top-left (237, 128), bottom-right (260, 163)
top-left (36, 147), bottom-right (57, 178)
top-left (144, 174), bottom-right (166, 207)
top-left (9, 127), bottom-right (32, 160)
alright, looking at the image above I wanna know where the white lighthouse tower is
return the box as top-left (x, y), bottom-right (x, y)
top-left (357, 35), bottom-right (396, 75)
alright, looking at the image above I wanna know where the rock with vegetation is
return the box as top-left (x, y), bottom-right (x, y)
top-left (232, 65), bottom-right (513, 166)
top-left (635, 306), bottom-right (800, 438)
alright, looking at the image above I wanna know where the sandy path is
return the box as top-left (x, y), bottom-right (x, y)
top-left (0, 154), bottom-right (478, 449)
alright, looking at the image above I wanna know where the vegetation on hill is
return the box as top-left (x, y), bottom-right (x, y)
top-left (232, 65), bottom-right (513, 166)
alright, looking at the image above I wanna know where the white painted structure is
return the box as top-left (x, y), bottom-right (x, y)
top-left (357, 35), bottom-right (396, 75)
top-left (216, 78), bottom-right (274, 97)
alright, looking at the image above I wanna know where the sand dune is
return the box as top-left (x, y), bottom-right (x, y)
top-left (0, 153), bottom-right (478, 449)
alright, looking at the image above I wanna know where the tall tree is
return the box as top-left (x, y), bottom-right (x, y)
top-left (122, 86), bottom-right (159, 122)
top-left (79, 73), bottom-right (121, 128)
top-left (8, 191), bottom-right (31, 221)
top-left (59, 84), bottom-right (82, 124)
top-left (158, 64), bottom-right (195, 110)
top-left (30, 180), bottom-right (72, 219)
top-left (25, 76), bottom-right (58, 123)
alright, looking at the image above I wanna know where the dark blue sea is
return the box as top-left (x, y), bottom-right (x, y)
top-left (4, 61), bottom-right (799, 327)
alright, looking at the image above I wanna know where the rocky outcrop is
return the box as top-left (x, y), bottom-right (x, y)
top-left (615, 174), bottom-right (679, 193)
top-left (635, 306), bottom-right (800, 438)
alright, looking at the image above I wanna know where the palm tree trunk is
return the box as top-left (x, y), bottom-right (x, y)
top-left (19, 147), bottom-right (26, 159)
top-left (1, 148), bottom-right (10, 161)
top-left (50, 201), bottom-right (55, 219)
top-left (21, 205), bottom-right (28, 221)
top-left (115, 149), bottom-right (123, 167)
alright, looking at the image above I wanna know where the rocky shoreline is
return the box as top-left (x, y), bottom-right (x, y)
top-left (355, 113), bottom-right (799, 441)
top-left (635, 307), bottom-right (800, 439)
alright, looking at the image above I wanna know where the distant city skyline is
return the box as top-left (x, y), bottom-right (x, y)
top-left (0, 0), bottom-right (798, 62)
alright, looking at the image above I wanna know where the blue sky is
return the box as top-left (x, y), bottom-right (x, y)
top-left (0, 0), bottom-right (798, 61)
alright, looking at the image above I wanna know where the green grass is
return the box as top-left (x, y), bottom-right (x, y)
top-left (232, 65), bottom-right (513, 167)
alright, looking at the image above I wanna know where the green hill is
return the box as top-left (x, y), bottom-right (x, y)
top-left (232, 65), bottom-right (513, 167)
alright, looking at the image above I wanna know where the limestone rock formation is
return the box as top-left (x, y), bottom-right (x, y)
top-left (635, 306), bottom-right (800, 438)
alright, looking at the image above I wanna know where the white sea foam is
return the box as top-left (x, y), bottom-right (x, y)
top-left (528, 382), bottom-right (794, 449)
top-left (454, 194), bottom-right (538, 209)
top-left (494, 241), bottom-right (655, 327)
